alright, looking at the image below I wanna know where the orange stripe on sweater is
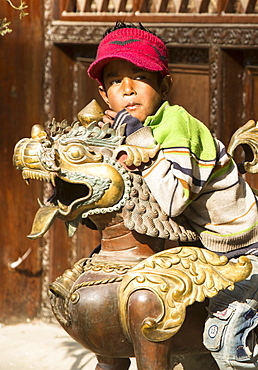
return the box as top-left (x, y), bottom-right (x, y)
top-left (205, 201), bottom-right (257, 227)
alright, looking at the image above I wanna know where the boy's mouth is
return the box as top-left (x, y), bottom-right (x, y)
top-left (125, 103), bottom-right (140, 111)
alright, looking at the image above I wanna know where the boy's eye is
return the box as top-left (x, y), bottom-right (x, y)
top-left (110, 79), bottom-right (121, 85)
top-left (135, 75), bottom-right (146, 80)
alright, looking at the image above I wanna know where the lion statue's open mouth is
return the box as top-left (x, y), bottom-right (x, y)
top-left (13, 118), bottom-right (130, 238)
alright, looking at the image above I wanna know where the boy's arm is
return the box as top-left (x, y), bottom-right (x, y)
top-left (114, 125), bottom-right (217, 218)
top-left (111, 110), bottom-right (217, 218)
top-left (141, 150), bottom-right (189, 217)
top-left (112, 126), bottom-right (192, 217)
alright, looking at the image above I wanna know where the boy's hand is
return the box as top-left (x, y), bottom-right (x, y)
top-left (111, 109), bottom-right (143, 136)
top-left (98, 109), bottom-right (144, 137)
top-left (113, 126), bottom-right (159, 171)
top-left (96, 110), bottom-right (117, 127)
top-left (102, 109), bottom-right (117, 125)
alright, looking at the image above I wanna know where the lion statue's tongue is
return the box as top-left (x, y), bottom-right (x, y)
top-left (27, 205), bottom-right (59, 239)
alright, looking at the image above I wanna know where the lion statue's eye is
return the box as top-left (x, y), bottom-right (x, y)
top-left (64, 144), bottom-right (87, 162)
top-left (68, 146), bottom-right (84, 159)
top-left (63, 144), bottom-right (103, 164)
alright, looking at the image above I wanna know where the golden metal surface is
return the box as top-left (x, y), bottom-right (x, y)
top-left (83, 259), bottom-right (136, 274)
top-left (49, 258), bottom-right (86, 300)
top-left (77, 99), bottom-right (104, 127)
top-left (227, 119), bottom-right (258, 195)
top-left (119, 246), bottom-right (252, 342)
top-left (227, 119), bottom-right (258, 173)
top-left (113, 144), bottom-right (160, 167)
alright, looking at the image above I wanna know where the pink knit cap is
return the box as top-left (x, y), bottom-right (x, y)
top-left (87, 27), bottom-right (169, 86)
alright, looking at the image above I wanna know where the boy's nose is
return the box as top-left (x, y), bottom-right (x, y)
top-left (122, 78), bottom-right (136, 96)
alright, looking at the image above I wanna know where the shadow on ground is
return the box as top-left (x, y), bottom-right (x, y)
top-left (0, 320), bottom-right (138, 370)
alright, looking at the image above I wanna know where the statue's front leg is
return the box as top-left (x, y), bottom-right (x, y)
top-left (95, 355), bottom-right (131, 370)
top-left (128, 290), bottom-right (172, 370)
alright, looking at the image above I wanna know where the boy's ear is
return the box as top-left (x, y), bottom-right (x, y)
top-left (161, 75), bottom-right (173, 100)
top-left (98, 85), bottom-right (110, 107)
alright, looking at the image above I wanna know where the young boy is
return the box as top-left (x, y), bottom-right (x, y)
top-left (88, 21), bottom-right (258, 369)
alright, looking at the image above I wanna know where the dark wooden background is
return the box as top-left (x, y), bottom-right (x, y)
top-left (1, 0), bottom-right (258, 323)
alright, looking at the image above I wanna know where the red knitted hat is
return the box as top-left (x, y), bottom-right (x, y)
top-left (87, 27), bottom-right (169, 86)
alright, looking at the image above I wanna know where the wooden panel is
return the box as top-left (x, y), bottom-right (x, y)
top-left (76, 57), bottom-right (109, 113)
top-left (0, 0), bottom-right (44, 323)
top-left (76, 224), bottom-right (101, 261)
top-left (246, 67), bottom-right (258, 122)
top-left (220, 49), bottom-right (245, 146)
top-left (163, 47), bottom-right (210, 127)
top-left (219, 50), bottom-right (258, 189)
top-left (168, 64), bottom-right (210, 125)
top-left (48, 221), bottom-right (100, 281)
top-left (243, 66), bottom-right (258, 189)
top-left (51, 44), bottom-right (76, 123)
top-left (58, 0), bottom-right (258, 22)
top-left (252, 73), bottom-right (258, 119)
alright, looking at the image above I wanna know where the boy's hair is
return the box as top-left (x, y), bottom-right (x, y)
top-left (87, 21), bottom-right (169, 86)
top-left (103, 21), bottom-right (155, 37)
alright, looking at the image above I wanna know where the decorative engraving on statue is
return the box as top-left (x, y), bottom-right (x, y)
top-left (70, 292), bottom-right (80, 304)
top-left (119, 247), bottom-right (252, 342)
top-left (71, 276), bottom-right (123, 295)
top-left (83, 259), bottom-right (135, 275)
top-left (13, 102), bottom-right (195, 242)
top-left (123, 173), bottom-right (198, 241)
top-left (227, 120), bottom-right (258, 196)
top-left (60, 121), bottom-right (125, 150)
top-left (47, 118), bottom-right (74, 138)
top-left (48, 258), bottom-right (87, 327)
top-left (113, 143), bottom-right (160, 167)
top-left (49, 258), bottom-right (86, 300)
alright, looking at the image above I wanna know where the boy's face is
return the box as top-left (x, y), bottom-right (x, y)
top-left (99, 60), bottom-right (171, 122)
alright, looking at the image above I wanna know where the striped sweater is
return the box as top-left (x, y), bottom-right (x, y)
top-left (139, 102), bottom-right (258, 253)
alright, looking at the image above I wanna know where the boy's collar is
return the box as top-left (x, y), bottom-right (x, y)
top-left (144, 101), bottom-right (170, 126)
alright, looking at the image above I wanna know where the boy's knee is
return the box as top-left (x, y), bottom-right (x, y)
top-left (203, 295), bottom-right (258, 366)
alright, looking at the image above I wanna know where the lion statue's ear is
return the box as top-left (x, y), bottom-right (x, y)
top-left (77, 99), bottom-right (104, 127)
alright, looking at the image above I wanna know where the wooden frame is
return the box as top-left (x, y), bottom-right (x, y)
top-left (56, 0), bottom-right (258, 23)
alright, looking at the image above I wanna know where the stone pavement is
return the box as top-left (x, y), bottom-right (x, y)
top-left (0, 320), bottom-right (137, 370)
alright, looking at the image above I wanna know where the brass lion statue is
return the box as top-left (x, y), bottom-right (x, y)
top-left (13, 100), bottom-right (258, 370)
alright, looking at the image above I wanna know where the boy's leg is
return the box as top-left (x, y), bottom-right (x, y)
top-left (203, 256), bottom-right (258, 369)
